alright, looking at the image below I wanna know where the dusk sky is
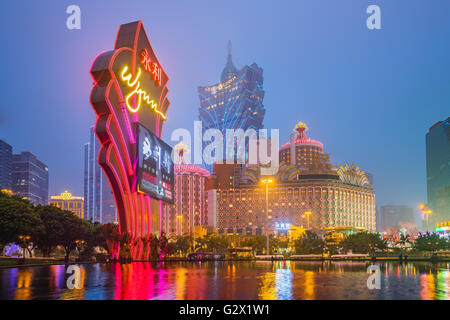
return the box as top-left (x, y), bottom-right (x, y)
top-left (0, 1), bottom-right (448, 220)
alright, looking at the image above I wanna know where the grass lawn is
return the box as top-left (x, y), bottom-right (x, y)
top-left (0, 258), bottom-right (65, 267)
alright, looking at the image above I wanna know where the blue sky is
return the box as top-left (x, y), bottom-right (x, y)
top-left (0, 1), bottom-right (448, 221)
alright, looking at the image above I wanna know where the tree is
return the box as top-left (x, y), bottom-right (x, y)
top-left (203, 234), bottom-right (230, 253)
top-left (341, 232), bottom-right (386, 254)
top-left (140, 235), bottom-right (150, 260)
top-left (240, 236), bottom-right (266, 253)
top-left (294, 230), bottom-right (325, 254)
top-left (149, 234), bottom-right (160, 260)
top-left (78, 220), bottom-right (99, 260)
top-left (120, 232), bottom-right (133, 260)
top-left (414, 233), bottom-right (448, 253)
top-left (0, 197), bottom-right (42, 256)
top-left (159, 232), bottom-right (171, 259)
top-left (56, 210), bottom-right (89, 262)
top-left (398, 234), bottom-right (412, 252)
top-left (100, 223), bottom-right (120, 259)
top-left (34, 205), bottom-right (65, 257)
top-left (174, 235), bottom-right (194, 256)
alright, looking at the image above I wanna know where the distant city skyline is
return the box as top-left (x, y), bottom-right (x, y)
top-left (84, 127), bottom-right (117, 224)
top-left (0, 1), bottom-right (449, 219)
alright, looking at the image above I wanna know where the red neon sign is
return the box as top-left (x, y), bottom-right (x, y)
top-left (140, 48), bottom-right (162, 86)
top-left (89, 21), bottom-right (171, 261)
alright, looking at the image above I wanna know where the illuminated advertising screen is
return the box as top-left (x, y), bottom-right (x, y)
top-left (137, 124), bottom-right (174, 203)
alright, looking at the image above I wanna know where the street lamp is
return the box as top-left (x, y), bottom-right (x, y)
top-left (18, 235), bottom-right (31, 261)
top-left (261, 178), bottom-right (274, 255)
top-left (424, 210), bottom-right (432, 233)
top-left (177, 215), bottom-right (183, 236)
top-left (303, 211), bottom-right (312, 229)
top-left (419, 203), bottom-right (432, 232)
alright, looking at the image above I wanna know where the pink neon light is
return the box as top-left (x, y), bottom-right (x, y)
top-left (103, 145), bottom-right (133, 234)
top-left (91, 21), bottom-right (171, 260)
top-left (175, 164), bottom-right (210, 176)
top-left (280, 138), bottom-right (324, 149)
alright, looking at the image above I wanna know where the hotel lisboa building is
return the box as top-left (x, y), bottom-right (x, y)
top-left (207, 122), bottom-right (376, 235)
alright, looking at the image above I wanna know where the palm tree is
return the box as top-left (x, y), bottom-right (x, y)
top-left (149, 234), bottom-right (160, 260)
top-left (141, 235), bottom-right (150, 260)
top-left (120, 232), bottom-right (133, 261)
top-left (398, 234), bottom-right (411, 252)
top-left (101, 223), bottom-right (120, 260)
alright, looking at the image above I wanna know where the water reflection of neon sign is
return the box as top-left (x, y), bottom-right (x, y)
top-left (120, 66), bottom-right (167, 120)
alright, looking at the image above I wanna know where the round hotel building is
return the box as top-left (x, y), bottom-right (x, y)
top-left (209, 122), bottom-right (376, 235)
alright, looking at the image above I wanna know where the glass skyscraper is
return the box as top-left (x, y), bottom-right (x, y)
top-left (0, 139), bottom-right (12, 189)
top-left (198, 41), bottom-right (266, 172)
top-left (11, 151), bottom-right (48, 205)
top-left (426, 117), bottom-right (450, 226)
top-left (84, 127), bottom-right (117, 224)
top-left (378, 205), bottom-right (415, 233)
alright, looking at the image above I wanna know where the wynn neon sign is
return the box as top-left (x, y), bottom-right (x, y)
top-left (90, 21), bottom-right (171, 260)
top-left (120, 65), bottom-right (167, 120)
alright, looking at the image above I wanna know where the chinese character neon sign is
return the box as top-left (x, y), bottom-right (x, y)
top-left (140, 49), bottom-right (162, 86)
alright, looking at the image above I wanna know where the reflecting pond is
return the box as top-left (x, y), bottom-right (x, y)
top-left (1, 261), bottom-right (449, 300)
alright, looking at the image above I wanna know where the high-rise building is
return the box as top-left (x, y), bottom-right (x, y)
top-left (84, 127), bottom-right (117, 223)
top-left (49, 190), bottom-right (84, 219)
top-left (0, 139), bottom-right (12, 189)
top-left (426, 117), bottom-right (450, 226)
top-left (11, 152), bottom-right (48, 205)
top-left (378, 205), bottom-right (415, 233)
top-left (198, 41), bottom-right (266, 172)
top-left (162, 142), bottom-right (210, 236)
top-left (436, 186), bottom-right (450, 227)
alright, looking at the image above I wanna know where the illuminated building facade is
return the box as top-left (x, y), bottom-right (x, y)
top-left (198, 41), bottom-right (265, 172)
top-left (426, 117), bottom-right (450, 226)
top-left (12, 151), bottom-right (48, 205)
top-left (209, 122), bottom-right (376, 235)
top-left (279, 122), bottom-right (325, 168)
top-left (84, 126), bottom-right (117, 223)
top-left (435, 186), bottom-right (450, 230)
top-left (162, 143), bottom-right (210, 235)
top-left (49, 190), bottom-right (84, 219)
top-left (0, 139), bottom-right (12, 189)
top-left (212, 167), bottom-right (375, 235)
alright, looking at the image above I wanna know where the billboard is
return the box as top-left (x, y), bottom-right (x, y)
top-left (137, 123), bottom-right (174, 203)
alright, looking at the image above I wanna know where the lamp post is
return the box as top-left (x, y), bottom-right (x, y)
top-left (419, 204), bottom-right (432, 233)
top-left (261, 178), bottom-right (274, 255)
top-left (424, 210), bottom-right (432, 233)
top-left (303, 211), bottom-right (312, 229)
top-left (18, 235), bottom-right (30, 262)
top-left (177, 215), bottom-right (183, 236)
